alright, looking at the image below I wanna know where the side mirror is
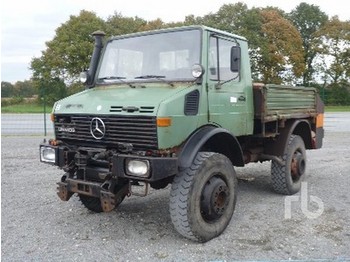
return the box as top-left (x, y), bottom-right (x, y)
top-left (230, 46), bottom-right (241, 73)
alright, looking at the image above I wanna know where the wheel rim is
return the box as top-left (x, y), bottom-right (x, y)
top-left (291, 150), bottom-right (306, 182)
top-left (200, 175), bottom-right (230, 222)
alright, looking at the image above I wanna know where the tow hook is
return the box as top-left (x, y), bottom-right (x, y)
top-left (100, 191), bottom-right (116, 212)
top-left (100, 182), bottom-right (129, 212)
top-left (57, 175), bottom-right (73, 201)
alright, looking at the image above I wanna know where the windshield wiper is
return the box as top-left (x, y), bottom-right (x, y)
top-left (134, 75), bottom-right (174, 87)
top-left (97, 76), bottom-right (135, 88)
top-left (134, 75), bottom-right (166, 79)
top-left (98, 76), bottom-right (126, 81)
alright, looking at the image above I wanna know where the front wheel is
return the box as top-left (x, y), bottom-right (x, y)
top-left (169, 152), bottom-right (237, 242)
top-left (79, 194), bottom-right (104, 213)
top-left (271, 135), bottom-right (306, 195)
top-left (79, 183), bottom-right (127, 212)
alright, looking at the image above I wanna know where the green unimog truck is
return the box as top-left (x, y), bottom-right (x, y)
top-left (40, 26), bottom-right (324, 242)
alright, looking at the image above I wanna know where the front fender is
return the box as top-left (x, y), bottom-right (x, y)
top-left (178, 125), bottom-right (244, 170)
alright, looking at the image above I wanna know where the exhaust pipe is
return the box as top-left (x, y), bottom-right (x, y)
top-left (87, 30), bottom-right (105, 86)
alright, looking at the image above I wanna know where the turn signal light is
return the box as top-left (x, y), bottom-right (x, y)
top-left (157, 117), bottom-right (172, 127)
top-left (316, 113), bottom-right (324, 128)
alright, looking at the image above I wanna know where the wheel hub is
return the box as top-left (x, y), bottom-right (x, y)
top-left (291, 151), bottom-right (305, 181)
top-left (201, 176), bottom-right (229, 222)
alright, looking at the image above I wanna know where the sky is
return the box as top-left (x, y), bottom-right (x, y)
top-left (1, 0), bottom-right (349, 83)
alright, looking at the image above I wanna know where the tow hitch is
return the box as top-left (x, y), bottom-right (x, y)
top-left (57, 175), bottom-right (129, 212)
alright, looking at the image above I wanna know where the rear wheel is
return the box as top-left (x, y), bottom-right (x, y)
top-left (271, 135), bottom-right (306, 195)
top-left (169, 152), bottom-right (237, 242)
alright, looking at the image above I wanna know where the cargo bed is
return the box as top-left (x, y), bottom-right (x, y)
top-left (253, 83), bottom-right (317, 123)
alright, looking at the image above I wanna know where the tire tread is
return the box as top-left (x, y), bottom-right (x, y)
top-left (169, 152), bottom-right (212, 241)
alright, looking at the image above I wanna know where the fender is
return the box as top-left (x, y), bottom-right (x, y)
top-left (178, 125), bottom-right (244, 170)
top-left (265, 119), bottom-right (312, 156)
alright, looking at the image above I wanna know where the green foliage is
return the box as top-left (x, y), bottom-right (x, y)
top-left (68, 82), bottom-right (85, 96)
top-left (289, 3), bottom-right (328, 86)
top-left (28, 3), bottom-right (349, 106)
top-left (313, 82), bottom-right (350, 105)
top-left (1, 97), bottom-right (24, 107)
top-left (315, 17), bottom-right (350, 85)
top-left (258, 9), bottom-right (305, 84)
top-left (327, 85), bottom-right (350, 105)
top-left (30, 10), bottom-right (106, 83)
top-left (1, 82), bottom-right (15, 97)
top-left (14, 80), bottom-right (36, 97)
top-left (1, 81), bottom-right (36, 98)
top-left (105, 12), bottom-right (146, 36)
top-left (182, 3), bottom-right (304, 84)
top-left (36, 78), bottom-right (68, 106)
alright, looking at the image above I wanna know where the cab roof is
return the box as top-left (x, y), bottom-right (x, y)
top-left (109, 25), bottom-right (247, 42)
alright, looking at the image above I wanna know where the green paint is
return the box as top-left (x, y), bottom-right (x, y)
top-left (52, 26), bottom-right (317, 150)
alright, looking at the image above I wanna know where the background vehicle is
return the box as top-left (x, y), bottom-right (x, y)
top-left (40, 26), bottom-right (324, 242)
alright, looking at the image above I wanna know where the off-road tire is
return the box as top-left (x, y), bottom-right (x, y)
top-left (78, 184), bottom-right (127, 213)
top-left (271, 135), bottom-right (306, 195)
top-left (79, 195), bottom-right (104, 213)
top-left (169, 152), bottom-right (237, 242)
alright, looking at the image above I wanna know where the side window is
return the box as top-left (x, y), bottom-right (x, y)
top-left (209, 36), bottom-right (239, 82)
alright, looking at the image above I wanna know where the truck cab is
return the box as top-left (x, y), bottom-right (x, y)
top-left (40, 26), bottom-right (324, 242)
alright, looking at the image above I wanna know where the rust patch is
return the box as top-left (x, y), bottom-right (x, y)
top-left (57, 182), bottom-right (73, 201)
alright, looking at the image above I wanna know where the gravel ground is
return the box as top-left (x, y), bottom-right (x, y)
top-left (2, 114), bottom-right (350, 261)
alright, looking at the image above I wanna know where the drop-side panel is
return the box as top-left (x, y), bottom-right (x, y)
top-left (254, 84), bottom-right (317, 123)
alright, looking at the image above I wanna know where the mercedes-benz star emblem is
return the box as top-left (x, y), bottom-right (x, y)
top-left (90, 117), bottom-right (106, 139)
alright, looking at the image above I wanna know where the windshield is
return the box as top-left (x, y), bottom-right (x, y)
top-left (97, 29), bottom-right (201, 82)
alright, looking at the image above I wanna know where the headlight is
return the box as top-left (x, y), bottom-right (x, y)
top-left (40, 146), bottom-right (56, 163)
top-left (126, 159), bottom-right (150, 178)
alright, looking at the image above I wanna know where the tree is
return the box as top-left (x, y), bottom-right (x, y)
top-left (36, 78), bottom-right (67, 106)
top-left (315, 17), bottom-right (350, 86)
top-left (181, 4), bottom-right (304, 84)
top-left (256, 10), bottom-right (305, 84)
top-left (30, 10), bottom-right (106, 84)
top-left (13, 80), bottom-right (36, 97)
top-left (1, 82), bottom-right (15, 97)
top-left (211, 3), bottom-right (250, 32)
top-left (105, 12), bottom-right (146, 36)
top-left (30, 10), bottom-right (105, 104)
top-left (289, 3), bottom-right (328, 86)
top-left (140, 18), bottom-right (164, 31)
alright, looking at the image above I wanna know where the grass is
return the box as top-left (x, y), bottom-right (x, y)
top-left (325, 106), bottom-right (350, 112)
top-left (1, 103), bottom-right (51, 113)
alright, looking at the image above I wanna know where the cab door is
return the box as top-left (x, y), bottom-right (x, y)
top-left (207, 34), bottom-right (250, 136)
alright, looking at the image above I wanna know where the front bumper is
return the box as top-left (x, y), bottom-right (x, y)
top-left (39, 144), bottom-right (178, 182)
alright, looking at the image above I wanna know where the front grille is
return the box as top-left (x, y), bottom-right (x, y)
top-left (54, 115), bottom-right (158, 150)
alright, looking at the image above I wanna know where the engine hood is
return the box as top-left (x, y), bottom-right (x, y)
top-left (53, 83), bottom-right (191, 115)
